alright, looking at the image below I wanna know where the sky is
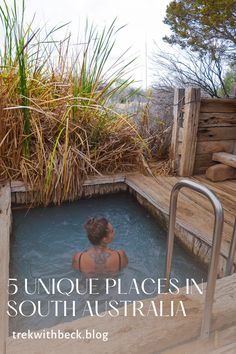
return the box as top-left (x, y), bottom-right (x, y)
top-left (23, 0), bottom-right (172, 88)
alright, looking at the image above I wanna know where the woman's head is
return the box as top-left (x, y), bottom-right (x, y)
top-left (84, 217), bottom-right (114, 245)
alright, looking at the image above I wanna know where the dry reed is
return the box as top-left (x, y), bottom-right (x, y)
top-left (0, 86), bottom-right (145, 205)
top-left (0, 2), bottom-right (147, 205)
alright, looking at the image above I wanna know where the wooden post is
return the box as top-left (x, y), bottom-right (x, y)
top-left (170, 88), bottom-right (185, 172)
top-left (0, 183), bottom-right (11, 354)
top-left (179, 87), bottom-right (201, 176)
top-left (212, 152), bottom-right (236, 168)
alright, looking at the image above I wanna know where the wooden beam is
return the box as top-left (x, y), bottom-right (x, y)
top-left (177, 139), bottom-right (233, 156)
top-left (200, 99), bottom-right (236, 113)
top-left (170, 88), bottom-right (185, 172)
top-left (212, 152), bottom-right (236, 168)
top-left (199, 112), bottom-right (236, 127)
top-left (0, 183), bottom-right (11, 354)
top-left (206, 164), bottom-right (236, 182)
top-left (198, 127), bottom-right (236, 141)
top-left (196, 140), bottom-right (235, 154)
top-left (179, 87), bottom-right (201, 176)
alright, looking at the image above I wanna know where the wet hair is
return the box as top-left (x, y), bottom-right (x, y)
top-left (84, 217), bottom-right (109, 245)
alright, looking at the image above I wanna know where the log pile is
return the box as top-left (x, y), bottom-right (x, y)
top-left (206, 151), bottom-right (236, 182)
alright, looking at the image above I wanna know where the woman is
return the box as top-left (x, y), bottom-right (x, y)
top-left (72, 217), bottom-right (128, 273)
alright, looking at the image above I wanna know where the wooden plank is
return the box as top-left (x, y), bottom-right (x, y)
top-left (179, 88), bottom-right (201, 176)
top-left (83, 175), bottom-right (125, 185)
top-left (0, 183), bottom-right (11, 354)
top-left (177, 140), bottom-right (229, 156)
top-left (212, 152), bottom-right (236, 168)
top-left (159, 175), bottom-right (235, 228)
top-left (196, 141), bottom-right (235, 154)
top-left (206, 164), bottom-right (236, 182)
top-left (181, 179), bottom-right (236, 228)
top-left (126, 174), bottom-right (233, 261)
top-left (200, 99), bottom-right (236, 113)
top-left (194, 175), bottom-right (236, 200)
top-left (170, 88), bottom-right (185, 172)
top-left (199, 112), bottom-right (236, 127)
top-left (162, 322), bottom-right (236, 354)
top-left (198, 127), bottom-right (236, 141)
top-left (11, 175), bottom-right (126, 193)
top-left (6, 274), bottom-right (236, 354)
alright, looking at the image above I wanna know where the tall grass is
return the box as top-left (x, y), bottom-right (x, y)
top-left (0, 0), bottom-right (147, 205)
top-left (0, 0), bottom-right (69, 155)
top-left (0, 0), bottom-right (30, 155)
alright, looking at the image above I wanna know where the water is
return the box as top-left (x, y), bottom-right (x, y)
top-left (9, 192), bottom-right (207, 334)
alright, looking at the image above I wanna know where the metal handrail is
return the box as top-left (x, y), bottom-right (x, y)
top-left (225, 218), bottom-right (236, 276)
top-left (164, 179), bottom-right (224, 339)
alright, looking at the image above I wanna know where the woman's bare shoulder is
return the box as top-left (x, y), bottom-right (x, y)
top-left (117, 249), bottom-right (128, 266)
top-left (72, 251), bottom-right (83, 270)
top-left (117, 249), bottom-right (127, 256)
top-left (72, 251), bottom-right (82, 260)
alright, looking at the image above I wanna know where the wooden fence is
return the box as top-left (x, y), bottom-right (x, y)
top-left (170, 87), bottom-right (236, 176)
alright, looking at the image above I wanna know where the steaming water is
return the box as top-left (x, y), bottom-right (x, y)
top-left (10, 192), bottom-right (207, 334)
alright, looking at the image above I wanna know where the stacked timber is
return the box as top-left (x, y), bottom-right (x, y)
top-left (206, 152), bottom-right (236, 182)
top-left (194, 99), bottom-right (236, 175)
top-left (212, 152), bottom-right (236, 168)
top-left (206, 164), bottom-right (236, 182)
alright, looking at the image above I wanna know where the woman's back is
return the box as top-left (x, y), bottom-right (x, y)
top-left (72, 247), bottom-right (128, 273)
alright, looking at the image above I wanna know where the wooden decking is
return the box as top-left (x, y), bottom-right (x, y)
top-left (162, 323), bottom-right (236, 354)
top-left (125, 173), bottom-right (236, 268)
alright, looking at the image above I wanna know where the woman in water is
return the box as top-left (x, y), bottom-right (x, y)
top-left (72, 217), bottom-right (128, 273)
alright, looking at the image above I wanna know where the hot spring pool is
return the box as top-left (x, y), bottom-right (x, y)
top-left (10, 192), bottom-right (207, 334)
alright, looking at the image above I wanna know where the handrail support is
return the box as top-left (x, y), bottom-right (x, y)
top-left (164, 179), bottom-right (224, 339)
